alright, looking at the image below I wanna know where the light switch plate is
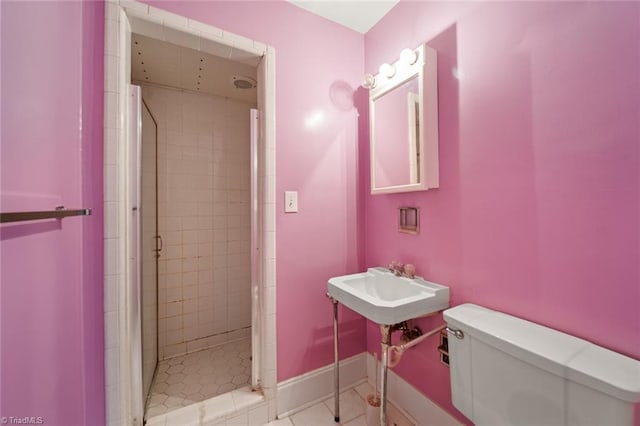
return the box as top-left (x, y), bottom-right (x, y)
top-left (284, 191), bottom-right (298, 213)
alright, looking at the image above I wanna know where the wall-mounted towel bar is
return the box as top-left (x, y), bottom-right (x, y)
top-left (0, 207), bottom-right (92, 224)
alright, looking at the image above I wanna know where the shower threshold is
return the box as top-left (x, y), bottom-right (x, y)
top-left (144, 384), bottom-right (265, 426)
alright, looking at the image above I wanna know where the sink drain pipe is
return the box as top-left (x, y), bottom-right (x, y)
top-left (387, 324), bottom-right (447, 368)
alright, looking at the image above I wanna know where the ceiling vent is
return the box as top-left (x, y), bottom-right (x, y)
top-left (232, 75), bottom-right (257, 89)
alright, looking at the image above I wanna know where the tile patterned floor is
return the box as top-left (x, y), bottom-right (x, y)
top-left (145, 337), bottom-right (252, 419)
top-left (265, 382), bottom-right (414, 426)
top-left (146, 379), bottom-right (413, 426)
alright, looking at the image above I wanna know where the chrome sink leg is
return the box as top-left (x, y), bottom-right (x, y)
top-left (332, 297), bottom-right (340, 423)
top-left (380, 324), bottom-right (391, 426)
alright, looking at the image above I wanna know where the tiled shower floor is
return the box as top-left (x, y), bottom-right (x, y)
top-left (145, 337), bottom-right (252, 419)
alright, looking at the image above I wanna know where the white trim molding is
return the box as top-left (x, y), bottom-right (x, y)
top-left (274, 352), bottom-right (461, 424)
top-left (276, 353), bottom-right (367, 418)
top-left (103, 1), bottom-right (277, 424)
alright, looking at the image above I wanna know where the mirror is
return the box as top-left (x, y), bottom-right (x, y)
top-left (369, 44), bottom-right (439, 194)
top-left (372, 77), bottom-right (420, 188)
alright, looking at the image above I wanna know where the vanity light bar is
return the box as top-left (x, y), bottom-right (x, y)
top-left (361, 46), bottom-right (422, 89)
top-left (366, 45), bottom-right (426, 99)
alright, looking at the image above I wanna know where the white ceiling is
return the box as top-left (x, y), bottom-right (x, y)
top-left (131, 1), bottom-right (399, 98)
top-left (287, 0), bottom-right (399, 34)
top-left (131, 34), bottom-right (258, 103)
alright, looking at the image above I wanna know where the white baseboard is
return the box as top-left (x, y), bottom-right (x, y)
top-left (276, 353), bottom-right (367, 418)
top-left (366, 353), bottom-right (462, 426)
top-left (274, 352), bottom-right (461, 425)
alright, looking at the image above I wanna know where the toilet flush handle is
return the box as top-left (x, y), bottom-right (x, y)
top-left (446, 327), bottom-right (464, 339)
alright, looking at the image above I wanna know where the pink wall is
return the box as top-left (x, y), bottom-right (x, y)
top-left (5, 1), bottom-right (635, 423)
top-left (142, 1), bottom-right (367, 380)
top-left (0, 1), bottom-right (105, 425)
top-left (363, 1), bottom-right (640, 421)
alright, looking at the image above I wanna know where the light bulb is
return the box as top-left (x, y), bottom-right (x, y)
top-left (400, 48), bottom-right (418, 65)
top-left (361, 73), bottom-right (376, 89)
top-left (379, 63), bottom-right (395, 79)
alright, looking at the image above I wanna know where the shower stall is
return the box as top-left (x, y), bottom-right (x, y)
top-left (130, 33), bottom-right (259, 420)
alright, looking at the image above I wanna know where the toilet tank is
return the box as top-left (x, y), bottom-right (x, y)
top-left (443, 304), bottom-right (640, 426)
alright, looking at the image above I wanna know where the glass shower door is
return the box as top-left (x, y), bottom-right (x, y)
top-left (140, 93), bottom-right (158, 406)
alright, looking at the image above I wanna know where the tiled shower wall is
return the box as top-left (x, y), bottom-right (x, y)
top-left (141, 84), bottom-right (253, 360)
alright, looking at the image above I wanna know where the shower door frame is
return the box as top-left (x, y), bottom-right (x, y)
top-left (103, 3), bottom-right (277, 425)
top-left (138, 93), bottom-right (159, 405)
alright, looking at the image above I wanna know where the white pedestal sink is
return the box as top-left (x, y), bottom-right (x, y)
top-left (326, 267), bottom-right (450, 426)
top-left (327, 267), bottom-right (450, 325)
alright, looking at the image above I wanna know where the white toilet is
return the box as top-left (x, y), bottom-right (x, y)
top-left (443, 304), bottom-right (640, 425)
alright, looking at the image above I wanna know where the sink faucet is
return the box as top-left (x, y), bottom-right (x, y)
top-left (388, 261), bottom-right (416, 278)
top-left (388, 261), bottom-right (404, 276)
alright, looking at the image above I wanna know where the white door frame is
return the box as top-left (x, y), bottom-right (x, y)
top-left (103, 2), bottom-right (277, 424)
